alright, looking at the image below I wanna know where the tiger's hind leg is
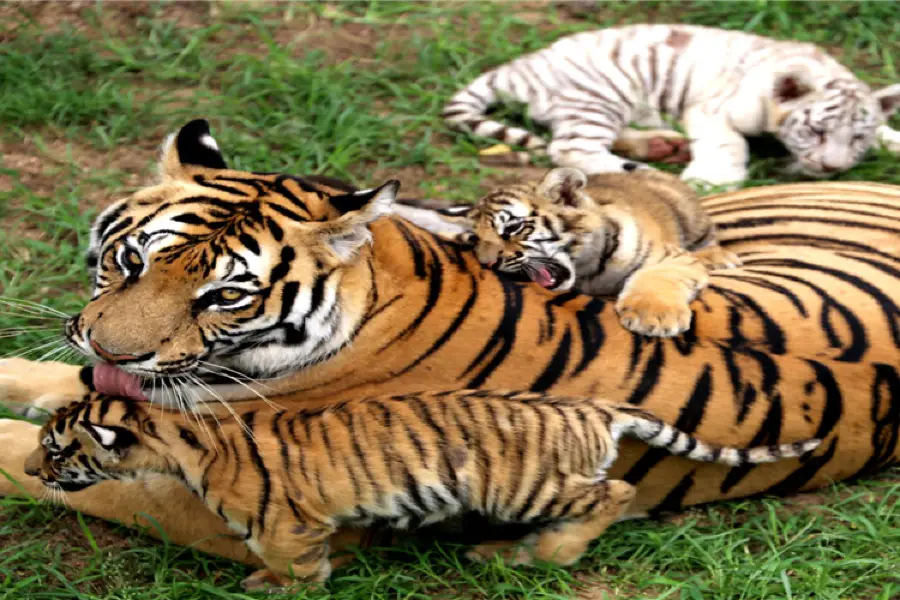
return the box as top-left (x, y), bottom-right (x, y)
top-left (530, 479), bottom-right (635, 565)
top-left (548, 110), bottom-right (649, 174)
top-left (615, 251), bottom-right (709, 337)
top-left (467, 479), bottom-right (635, 566)
top-left (612, 129), bottom-right (692, 164)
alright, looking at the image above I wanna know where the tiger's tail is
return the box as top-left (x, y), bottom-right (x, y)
top-left (442, 63), bottom-right (548, 152)
top-left (610, 405), bottom-right (820, 466)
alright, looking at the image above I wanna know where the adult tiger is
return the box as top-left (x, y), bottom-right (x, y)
top-left (443, 24), bottom-right (900, 188)
top-left (1, 120), bottom-right (899, 565)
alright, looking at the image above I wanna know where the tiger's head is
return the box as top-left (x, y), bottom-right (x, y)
top-left (771, 72), bottom-right (900, 176)
top-left (442, 168), bottom-right (598, 292)
top-left (24, 396), bottom-right (173, 493)
top-left (67, 119), bottom-right (399, 387)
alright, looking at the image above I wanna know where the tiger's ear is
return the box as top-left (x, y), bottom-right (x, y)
top-left (874, 84), bottom-right (900, 118)
top-left (770, 70), bottom-right (817, 126)
top-left (78, 422), bottom-right (137, 457)
top-left (316, 180), bottom-right (400, 262)
top-left (158, 119), bottom-right (228, 181)
top-left (537, 167), bottom-right (588, 207)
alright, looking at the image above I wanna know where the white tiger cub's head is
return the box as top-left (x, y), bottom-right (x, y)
top-left (771, 72), bottom-right (900, 177)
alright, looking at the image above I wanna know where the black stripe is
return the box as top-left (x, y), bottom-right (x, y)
top-left (463, 277), bottom-right (524, 387)
top-left (625, 342), bottom-right (665, 406)
top-left (269, 247), bottom-right (296, 284)
top-left (530, 328), bottom-right (572, 391)
top-left (241, 411), bottom-right (272, 534)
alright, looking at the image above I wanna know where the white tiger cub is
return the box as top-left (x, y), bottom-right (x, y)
top-left (443, 24), bottom-right (900, 189)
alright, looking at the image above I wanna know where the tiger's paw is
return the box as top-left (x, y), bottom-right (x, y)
top-left (693, 246), bottom-right (742, 271)
top-left (646, 136), bottom-right (692, 164)
top-left (466, 536), bottom-right (537, 566)
top-left (242, 565), bottom-right (328, 592)
top-left (0, 418), bottom-right (42, 498)
top-left (616, 292), bottom-right (693, 337)
top-left (0, 359), bottom-right (86, 416)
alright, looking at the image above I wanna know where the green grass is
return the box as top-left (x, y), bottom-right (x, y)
top-left (0, 1), bottom-right (899, 598)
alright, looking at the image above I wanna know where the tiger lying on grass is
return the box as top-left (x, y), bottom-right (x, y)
top-left (429, 167), bottom-right (741, 337)
top-left (25, 391), bottom-right (818, 589)
top-left (1, 119), bottom-right (898, 569)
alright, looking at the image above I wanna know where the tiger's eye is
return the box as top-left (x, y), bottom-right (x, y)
top-left (218, 288), bottom-right (246, 303)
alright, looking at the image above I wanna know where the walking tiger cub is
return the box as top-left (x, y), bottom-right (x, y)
top-left (433, 167), bottom-right (740, 337)
top-left (25, 392), bottom-right (819, 589)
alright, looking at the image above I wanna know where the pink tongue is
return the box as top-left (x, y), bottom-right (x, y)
top-left (93, 363), bottom-right (148, 401)
top-left (530, 265), bottom-right (556, 288)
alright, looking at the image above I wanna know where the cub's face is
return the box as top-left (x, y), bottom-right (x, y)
top-left (24, 403), bottom-right (140, 492)
top-left (773, 76), bottom-right (900, 177)
top-left (452, 168), bottom-right (593, 292)
top-left (66, 120), bottom-right (399, 383)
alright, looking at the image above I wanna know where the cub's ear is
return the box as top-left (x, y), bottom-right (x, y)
top-left (874, 84), bottom-right (900, 118)
top-left (770, 69), bottom-right (817, 126)
top-left (537, 167), bottom-right (588, 207)
top-left (158, 119), bottom-right (228, 181)
top-left (79, 422), bottom-right (138, 455)
top-left (317, 180), bottom-right (400, 262)
top-left (773, 71), bottom-right (816, 104)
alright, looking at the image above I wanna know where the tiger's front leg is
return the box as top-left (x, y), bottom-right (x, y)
top-left (0, 358), bottom-right (89, 416)
top-left (243, 523), bottom-right (336, 591)
top-left (615, 252), bottom-right (709, 337)
top-left (680, 109), bottom-right (749, 191)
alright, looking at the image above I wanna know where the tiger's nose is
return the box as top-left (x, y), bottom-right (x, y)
top-left (24, 464), bottom-right (41, 477)
top-left (821, 162), bottom-right (840, 173)
top-left (89, 339), bottom-right (141, 363)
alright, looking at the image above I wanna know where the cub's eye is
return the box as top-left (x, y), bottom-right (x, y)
top-left (121, 248), bottom-right (144, 275)
top-left (504, 220), bottom-right (526, 237)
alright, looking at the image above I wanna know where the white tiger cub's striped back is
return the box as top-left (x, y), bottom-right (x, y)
top-left (444, 24), bottom-right (900, 187)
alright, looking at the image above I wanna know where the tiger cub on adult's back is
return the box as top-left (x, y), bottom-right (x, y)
top-left (444, 24), bottom-right (900, 188)
top-left (434, 168), bottom-right (740, 337)
top-left (25, 391), bottom-right (818, 589)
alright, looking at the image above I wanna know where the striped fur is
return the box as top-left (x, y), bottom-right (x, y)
top-left (433, 167), bottom-right (742, 336)
top-left (443, 24), bottom-right (900, 188)
top-left (1, 121), bottom-right (899, 567)
top-left (27, 392), bottom-right (818, 586)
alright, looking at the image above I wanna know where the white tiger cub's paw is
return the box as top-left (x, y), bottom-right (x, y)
top-left (0, 418), bottom-right (42, 498)
top-left (0, 358), bottom-right (86, 417)
top-left (876, 125), bottom-right (900, 154)
top-left (680, 161), bottom-right (745, 192)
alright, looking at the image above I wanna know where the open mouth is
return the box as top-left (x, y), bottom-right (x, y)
top-left (522, 261), bottom-right (571, 290)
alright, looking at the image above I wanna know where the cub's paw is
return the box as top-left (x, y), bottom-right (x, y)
top-left (0, 358), bottom-right (85, 416)
top-left (616, 292), bottom-right (693, 337)
top-left (0, 418), bottom-right (42, 498)
top-left (694, 246), bottom-right (742, 271)
top-left (467, 535), bottom-right (537, 566)
top-left (680, 162), bottom-right (745, 192)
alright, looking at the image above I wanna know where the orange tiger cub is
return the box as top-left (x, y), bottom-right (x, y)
top-left (25, 392), bottom-right (818, 589)
top-left (439, 167), bottom-right (741, 337)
